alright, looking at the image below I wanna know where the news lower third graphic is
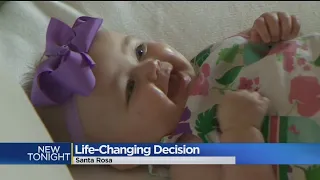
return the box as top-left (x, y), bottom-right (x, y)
top-left (72, 144), bottom-right (234, 165)
top-left (0, 143), bottom-right (319, 165)
top-left (28, 145), bottom-right (70, 162)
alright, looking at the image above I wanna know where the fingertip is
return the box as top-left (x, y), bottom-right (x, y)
top-left (259, 91), bottom-right (270, 102)
top-left (292, 15), bottom-right (301, 28)
top-left (290, 15), bottom-right (301, 39)
top-left (291, 15), bottom-right (299, 23)
top-left (263, 96), bottom-right (270, 102)
top-left (277, 12), bottom-right (292, 41)
top-left (251, 90), bottom-right (261, 97)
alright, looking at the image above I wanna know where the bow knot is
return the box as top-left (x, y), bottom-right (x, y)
top-left (31, 16), bottom-right (103, 106)
top-left (57, 45), bottom-right (70, 56)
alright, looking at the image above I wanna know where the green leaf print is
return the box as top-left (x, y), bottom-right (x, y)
top-left (276, 54), bottom-right (284, 62)
top-left (313, 55), bottom-right (320, 67)
top-left (286, 117), bottom-right (320, 143)
top-left (215, 66), bottom-right (243, 86)
top-left (195, 104), bottom-right (218, 143)
top-left (191, 44), bottom-right (213, 67)
top-left (261, 116), bottom-right (270, 142)
top-left (243, 43), bottom-right (269, 65)
top-left (216, 44), bottom-right (240, 65)
top-left (295, 165), bottom-right (320, 180)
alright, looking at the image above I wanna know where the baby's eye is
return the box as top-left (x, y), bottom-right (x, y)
top-left (126, 79), bottom-right (135, 102)
top-left (135, 44), bottom-right (147, 60)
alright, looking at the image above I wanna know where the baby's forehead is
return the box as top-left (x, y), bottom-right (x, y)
top-left (89, 30), bottom-right (139, 66)
top-left (94, 30), bottom-right (128, 45)
top-left (88, 30), bottom-right (136, 93)
top-left (89, 31), bottom-right (121, 60)
top-left (90, 30), bottom-right (132, 58)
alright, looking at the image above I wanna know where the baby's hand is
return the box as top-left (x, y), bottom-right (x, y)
top-left (250, 12), bottom-right (300, 43)
top-left (218, 90), bottom-right (269, 132)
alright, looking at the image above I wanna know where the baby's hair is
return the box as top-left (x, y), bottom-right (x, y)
top-left (21, 55), bottom-right (46, 98)
top-left (21, 55), bottom-right (70, 142)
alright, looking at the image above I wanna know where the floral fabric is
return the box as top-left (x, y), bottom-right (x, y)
top-left (149, 33), bottom-right (320, 180)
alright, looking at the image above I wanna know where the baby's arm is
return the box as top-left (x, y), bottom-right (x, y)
top-left (170, 134), bottom-right (222, 180)
top-left (169, 127), bottom-right (275, 180)
top-left (237, 12), bottom-right (300, 43)
top-left (220, 127), bottom-right (276, 180)
top-left (218, 90), bottom-right (275, 180)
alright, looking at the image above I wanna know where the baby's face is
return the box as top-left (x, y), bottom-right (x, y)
top-left (75, 31), bottom-right (196, 143)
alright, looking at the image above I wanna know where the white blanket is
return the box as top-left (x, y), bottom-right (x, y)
top-left (1, 1), bottom-right (320, 180)
top-left (1, 1), bottom-right (320, 83)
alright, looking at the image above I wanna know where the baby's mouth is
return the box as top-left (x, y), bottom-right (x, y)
top-left (167, 70), bottom-right (191, 101)
top-left (167, 71), bottom-right (180, 99)
top-left (155, 61), bottom-right (192, 103)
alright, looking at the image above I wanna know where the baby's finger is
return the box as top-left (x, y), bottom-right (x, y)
top-left (261, 97), bottom-right (270, 111)
top-left (253, 92), bottom-right (270, 109)
top-left (250, 29), bottom-right (262, 43)
top-left (251, 91), bottom-right (269, 103)
top-left (289, 15), bottom-right (301, 39)
top-left (250, 91), bottom-right (262, 99)
top-left (254, 17), bottom-right (271, 43)
top-left (262, 12), bottom-right (280, 42)
top-left (278, 12), bottom-right (292, 40)
top-left (261, 96), bottom-right (270, 104)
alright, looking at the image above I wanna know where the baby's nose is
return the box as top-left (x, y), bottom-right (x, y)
top-left (158, 61), bottom-right (173, 75)
top-left (146, 42), bottom-right (173, 61)
top-left (145, 42), bottom-right (187, 72)
top-left (133, 59), bottom-right (173, 83)
top-left (132, 59), bottom-right (159, 82)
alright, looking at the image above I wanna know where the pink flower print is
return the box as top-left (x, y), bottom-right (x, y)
top-left (289, 76), bottom-right (320, 117)
top-left (253, 77), bottom-right (260, 91)
top-left (288, 124), bottom-right (300, 135)
top-left (190, 63), bottom-right (211, 96)
top-left (190, 74), bottom-right (209, 96)
top-left (297, 58), bottom-right (306, 66)
top-left (238, 77), bottom-right (260, 91)
top-left (269, 42), bottom-right (299, 73)
top-left (283, 56), bottom-right (295, 73)
top-left (297, 58), bottom-right (311, 71)
top-left (201, 63), bottom-right (210, 77)
top-left (238, 77), bottom-right (253, 90)
top-left (303, 65), bottom-right (311, 71)
top-left (301, 43), bottom-right (308, 51)
top-left (268, 42), bottom-right (299, 56)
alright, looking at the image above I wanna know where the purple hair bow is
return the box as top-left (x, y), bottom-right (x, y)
top-left (31, 16), bottom-right (103, 106)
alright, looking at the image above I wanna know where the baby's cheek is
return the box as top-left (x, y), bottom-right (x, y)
top-left (129, 83), bottom-right (180, 132)
top-left (130, 83), bottom-right (172, 111)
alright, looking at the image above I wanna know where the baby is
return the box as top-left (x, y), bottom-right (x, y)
top-left (22, 11), bottom-right (320, 180)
